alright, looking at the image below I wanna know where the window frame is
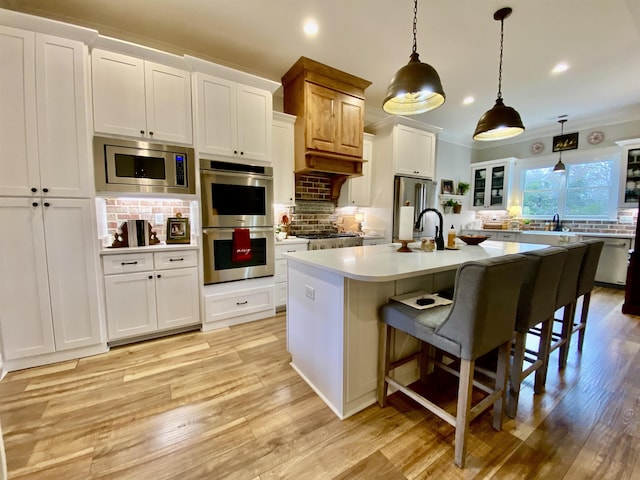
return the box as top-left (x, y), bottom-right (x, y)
top-left (515, 147), bottom-right (621, 221)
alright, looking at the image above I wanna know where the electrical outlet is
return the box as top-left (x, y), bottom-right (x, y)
top-left (305, 285), bottom-right (315, 300)
top-left (620, 215), bottom-right (633, 224)
top-left (155, 213), bottom-right (163, 225)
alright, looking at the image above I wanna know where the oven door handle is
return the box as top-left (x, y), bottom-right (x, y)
top-left (202, 227), bottom-right (275, 237)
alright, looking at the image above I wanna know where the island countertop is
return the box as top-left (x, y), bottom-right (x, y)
top-left (283, 240), bottom-right (545, 282)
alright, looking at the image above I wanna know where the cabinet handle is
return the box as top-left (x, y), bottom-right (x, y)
top-left (286, 250), bottom-right (297, 252)
top-left (42, 188), bottom-right (48, 193)
top-left (236, 300), bottom-right (248, 305)
top-left (32, 202), bottom-right (38, 207)
top-left (121, 261), bottom-right (138, 265)
top-left (31, 187), bottom-right (37, 193)
top-left (43, 202), bottom-right (50, 207)
top-left (169, 258), bottom-right (184, 262)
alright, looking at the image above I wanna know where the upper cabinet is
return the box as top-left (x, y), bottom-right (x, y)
top-left (194, 72), bottom-right (272, 162)
top-left (92, 49), bottom-right (193, 145)
top-left (0, 27), bottom-right (93, 198)
top-left (282, 57), bottom-right (371, 178)
top-left (616, 139), bottom-right (640, 207)
top-left (272, 112), bottom-right (296, 205)
top-left (369, 116), bottom-right (440, 180)
top-left (338, 133), bottom-right (374, 207)
top-left (470, 158), bottom-right (515, 210)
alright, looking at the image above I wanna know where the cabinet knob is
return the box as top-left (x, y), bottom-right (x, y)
top-left (140, 130), bottom-right (145, 135)
top-left (43, 202), bottom-right (50, 207)
top-left (32, 202), bottom-right (38, 207)
top-left (31, 187), bottom-right (37, 193)
top-left (149, 131), bottom-right (154, 136)
top-left (157, 274), bottom-right (161, 278)
top-left (240, 151), bottom-right (244, 155)
top-left (42, 188), bottom-right (49, 193)
top-left (233, 150), bottom-right (238, 154)
top-left (148, 275), bottom-right (153, 279)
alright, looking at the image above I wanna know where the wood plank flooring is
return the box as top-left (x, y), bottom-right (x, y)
top-left (1, 286), bottom-right (639, 479)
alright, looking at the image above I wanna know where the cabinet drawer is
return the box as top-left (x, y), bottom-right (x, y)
top-left (497, 232), bottom-right (520, 241)
top-left (154, 250), bottom-right (198, 270)
top-left (204, 285), bottom-right (274, 323)
top-left (275, 243), bottom-right (308, 259)
top-left (103, 253), bottom-right (154, 275)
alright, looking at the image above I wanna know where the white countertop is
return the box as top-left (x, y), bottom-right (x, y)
top-left (284, 240), bottom-right (546, 282)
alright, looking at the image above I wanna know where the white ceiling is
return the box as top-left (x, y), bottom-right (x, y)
top-left (3, 0), bottom-right (640, 146)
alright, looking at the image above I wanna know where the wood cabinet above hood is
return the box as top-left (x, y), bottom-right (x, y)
top-left (282, 57), bottom-right (371, 200)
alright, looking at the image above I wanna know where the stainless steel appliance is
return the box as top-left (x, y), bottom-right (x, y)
top-left (200, 160), bottom-right (273, 228)
top-left (200, 160), bottom-right (275, 284)
top-left (393, 176), bottom-right (437, 240)
top-left (297, 233), bottom-right (363, 250)
top-left (588, 236), bottom-right (633, 286)
top-left (202, 227), bottom-right (274, 284)
top-left (94, 136), bottom-right (195, 194)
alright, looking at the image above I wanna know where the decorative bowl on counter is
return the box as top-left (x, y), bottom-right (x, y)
top-left (458, 234), bottom-right (490, 245)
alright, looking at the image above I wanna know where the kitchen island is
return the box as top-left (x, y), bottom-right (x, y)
top-left (284, 240), bottom-right (546, 419)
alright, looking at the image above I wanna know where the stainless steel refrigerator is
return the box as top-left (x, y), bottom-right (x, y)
top-left (393, 176), bottom-right (438, 240)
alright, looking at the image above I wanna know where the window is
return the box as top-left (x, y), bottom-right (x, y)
top-left (521, 157), bottom-right (618, 219)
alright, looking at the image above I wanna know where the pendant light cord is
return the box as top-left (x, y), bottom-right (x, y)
top-left (412, 0), bottom-right (418, 55)
top-left (497, 16), bottom-right (504, 100)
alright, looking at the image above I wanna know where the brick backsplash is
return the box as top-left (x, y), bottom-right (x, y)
top-left (476, 209), bottom-right (638, 234)
top-left (295, 173), bottom-right (332, 202)
top-left (101, 198), bottom-right (192, 245)
top-left (286, 200), bottom-right (337, 236)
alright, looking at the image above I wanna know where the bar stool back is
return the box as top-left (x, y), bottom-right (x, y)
top-left (378, 254), bottom-right (527, 468)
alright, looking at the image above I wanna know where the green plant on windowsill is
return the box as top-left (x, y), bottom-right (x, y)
top-left (457, 182), bottom-right (470, 195)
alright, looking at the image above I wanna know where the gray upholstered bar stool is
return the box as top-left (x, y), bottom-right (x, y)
top-left (507, 247), bottom-right (566, 419)
top-left (378, 254), bottom-right (527, 468)
top-left (571, 239), bottom-right (605, 355)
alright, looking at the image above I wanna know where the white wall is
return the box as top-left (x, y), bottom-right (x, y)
top-left (435, 140), bottom-right (476, 232)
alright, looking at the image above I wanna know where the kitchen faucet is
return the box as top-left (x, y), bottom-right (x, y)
top-left (552, 213), bottom-right (561, 231)
top-left (415, 208), bottom-right (445, 250)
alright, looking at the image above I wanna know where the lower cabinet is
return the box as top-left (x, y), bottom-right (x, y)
top-left (460, 229), bottom-right (520, 242)
top-left (0, 197), bottom-right (103, 363)
top-left (275, 241), bottom-right (309, 310)
top-left (102, 249), bottom-right (199, 341)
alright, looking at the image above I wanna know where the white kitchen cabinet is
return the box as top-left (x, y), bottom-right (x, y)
top-left (102, 249), bottom-right (199, 341)
top-left (92, 49), bottom-right (193, 144)
top-left (338, 133), bottom-right (374, 207)
top-left (275, 240), bottom-right (308, 310)
top-left (195, 72), bottom-right (272, 161)
top-left (362, 236), bottom-right (384, 246)
top-left (0, 197), bottom-right (102, 360)
top-left (272, 112), bottom-right (296, 205)
top-left (0, 27), bottom-right (92, 198)
top-left (470, 158), bottom-right (515, 210)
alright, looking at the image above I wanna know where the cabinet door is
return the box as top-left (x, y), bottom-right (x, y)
top-left (471, 166), bottom-right (488, 209)
top-left (0, 198), bottom-right (55, 360)
top-left (36, 34), bottom-right (92, 198)
top-left (104, 271), bottom-right (157, 340)
top-left (305, 82), bottom-right (338, 153)
top-left (272, 114), bottom-right (295, 204)
top-left (44, 199), bottom-right (102, 351)
top-left (237, 83), bottom-right (272, 161)
top-left (144, 61), bottom-right (193, 144)
top-left (339, 134), bottom-right (372, 207)
top-left (92, 49), bottom-right (147, 138)
top-left (335, 92), bottom-right (364, 157)
top-left (196, 73), bottom-right (237, 157)
top-left (394, 125), bottom-right (434, 178)
top-left (155, 267), bottom-right (200, 330)
top-left (414, 129), bottom-right (435, 179)
top-left (0, 27), bottom-right (40, 197)
top-left (488, 164), bottom-right (507, 208)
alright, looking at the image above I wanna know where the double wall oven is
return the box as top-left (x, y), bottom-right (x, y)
top-left (200, 160), bottom-right (274, 284)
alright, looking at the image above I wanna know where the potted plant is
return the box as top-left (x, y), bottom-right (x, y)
top-left (457, 182), bottom-right (470, 195)
top-left (444, 198), bottom-right (456, 213)
top-left (453, 201), bottom-right (462, 214)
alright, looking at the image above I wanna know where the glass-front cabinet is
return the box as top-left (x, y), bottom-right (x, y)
top-left (619, 141), bottom-right (640, 206)
top-left (470, 158), bottom-right (515, 210)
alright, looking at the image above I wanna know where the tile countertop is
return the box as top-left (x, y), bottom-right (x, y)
top-left (283, 240), bottom-right (546, 282)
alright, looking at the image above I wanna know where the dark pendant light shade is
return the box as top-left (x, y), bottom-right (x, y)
top-left (553, 118), bottom-right (568, 172)
top-left (473, 7), bottom-right (524, 141)
top-left (382, 0), bottom-right (445, 115)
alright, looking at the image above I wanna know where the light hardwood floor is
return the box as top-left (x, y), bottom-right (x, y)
top-left (0, 286), bottom-right (639, 479)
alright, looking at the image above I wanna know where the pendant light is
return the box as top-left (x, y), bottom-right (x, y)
top-left (382, 0), bottom-right (445, 115)
top-left (473, 7), bottom-right (525, 141)
top-left (553, 118), bottom-right (568, 172)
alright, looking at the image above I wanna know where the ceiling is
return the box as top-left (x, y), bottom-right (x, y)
top-left (3, 0), bottom-right (640, 146)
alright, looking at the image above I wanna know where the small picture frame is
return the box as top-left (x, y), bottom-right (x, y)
top-left (166, 217), bottom-right (190, 244)
top-left (441, 179), bottom-right (455, 194)
top-left (552, 132), bottom-right (579, 152)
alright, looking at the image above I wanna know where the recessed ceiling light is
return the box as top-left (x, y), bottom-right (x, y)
top-left (463, 96), bottom-right (475, 105)
top-left (552, 62), bottom-right (570, 74)
top-left (303, 19), bottom-right (318, 36)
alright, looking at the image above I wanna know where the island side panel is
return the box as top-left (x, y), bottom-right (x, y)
top-left (287, 260), bottom-right (346, 418)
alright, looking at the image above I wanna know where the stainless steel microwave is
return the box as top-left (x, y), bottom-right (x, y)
top-left (94, 137), bottom-right (195, 194)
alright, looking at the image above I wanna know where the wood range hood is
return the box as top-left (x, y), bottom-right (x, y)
top-left (281, 57), bottom-right (371, 200)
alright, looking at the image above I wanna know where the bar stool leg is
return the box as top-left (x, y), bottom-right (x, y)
top-left (558, 301), bottom-right (575, 368)
top-left (534, 318), bottom-right (552, 393)
top-left (493, 341), bottom-right (509, 430)
top-left (454, 359), bottom-right (474, 468)
top-left (507, 331), bottom-right (526, 418)
top-left (578, 292), bottom-right (592, 352)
